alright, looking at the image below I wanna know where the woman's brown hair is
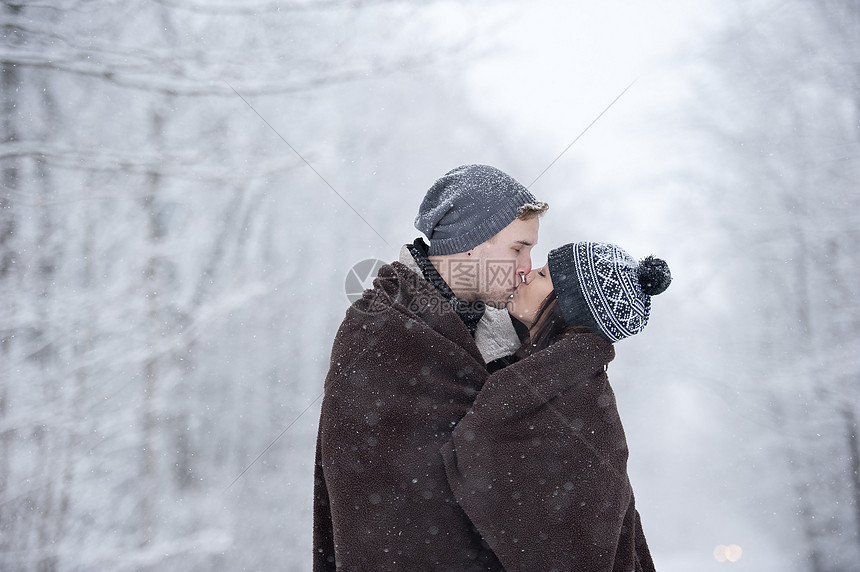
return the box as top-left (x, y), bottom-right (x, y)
top-left (514, 290), bottom-right (593, 359)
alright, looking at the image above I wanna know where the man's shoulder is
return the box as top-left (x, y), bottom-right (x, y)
top-left (332, 257), bottom-right (437, 337)
top-left (347, 258), bottom-right (430, 316)
top-left (329, 259), bottom-right (481, 365)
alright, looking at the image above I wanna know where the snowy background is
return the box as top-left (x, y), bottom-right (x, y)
top-left (2, 0), bottom-right (859, 570)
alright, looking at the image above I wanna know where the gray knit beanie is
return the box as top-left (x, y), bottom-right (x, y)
top-left (415, 164), bottom-right (542, 255)
top-left (547, 242), bottom-right (671, 342)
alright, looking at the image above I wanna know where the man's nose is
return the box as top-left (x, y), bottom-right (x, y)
top-left (517, 255), bottom-right (532, 281)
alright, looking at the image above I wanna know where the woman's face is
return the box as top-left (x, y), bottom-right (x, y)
top-left (506, 263), bottom-right (554, 328)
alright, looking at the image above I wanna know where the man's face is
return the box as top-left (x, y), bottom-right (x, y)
top-left (469, 216), bottom-right (539, 306)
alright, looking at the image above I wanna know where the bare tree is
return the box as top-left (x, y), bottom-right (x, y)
top-left (691, 1), bottom-right (860, 569)
top-left (0, 0), bottom-right (499, 569)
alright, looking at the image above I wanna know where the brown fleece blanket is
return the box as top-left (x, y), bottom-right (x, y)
top-left (441, 333), bottom-right (656, 572)
top-left (314, 261), bottom-right (504, 571)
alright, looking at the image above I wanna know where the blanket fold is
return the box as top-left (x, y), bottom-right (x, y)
top-left (314, 261), bottom-right (504, 571)
top-left (441, 333), bottom-right (656, 572)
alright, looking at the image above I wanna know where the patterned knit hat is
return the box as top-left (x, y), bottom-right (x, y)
top-left (547, 242), bottom-right (671, 342)
top-left (415, 164), bottom-right (545, 255)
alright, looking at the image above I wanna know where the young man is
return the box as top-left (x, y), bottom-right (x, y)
top-left (313, 165), bottom-right (548, 571)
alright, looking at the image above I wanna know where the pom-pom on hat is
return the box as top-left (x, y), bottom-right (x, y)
top-left (547, 242), bottom-right (671, 342)
top-left (415, 164), bottom-right (542, 256)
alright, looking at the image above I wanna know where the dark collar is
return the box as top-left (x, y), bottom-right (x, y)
top-left (407, 238), bottom-right (485, 337)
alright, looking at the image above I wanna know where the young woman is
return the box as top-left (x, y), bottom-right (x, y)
top-left (441, 242), bottom-right (670, 572)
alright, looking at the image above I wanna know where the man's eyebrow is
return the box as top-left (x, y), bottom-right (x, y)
top-left (515, 239), bottom-right (535, 246)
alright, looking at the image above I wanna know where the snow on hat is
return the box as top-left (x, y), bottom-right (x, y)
top-left (547, 242), bottom-right (671, 342)
top-left (414, 164), bottom-right (543, 256)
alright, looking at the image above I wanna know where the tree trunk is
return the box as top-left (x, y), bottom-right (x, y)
top-left (0, 0), bottom-right (21, 541)
top-left (843, 406), bottom-right (860, 564)
top-left (140, 111), bottom-right (165, 547)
